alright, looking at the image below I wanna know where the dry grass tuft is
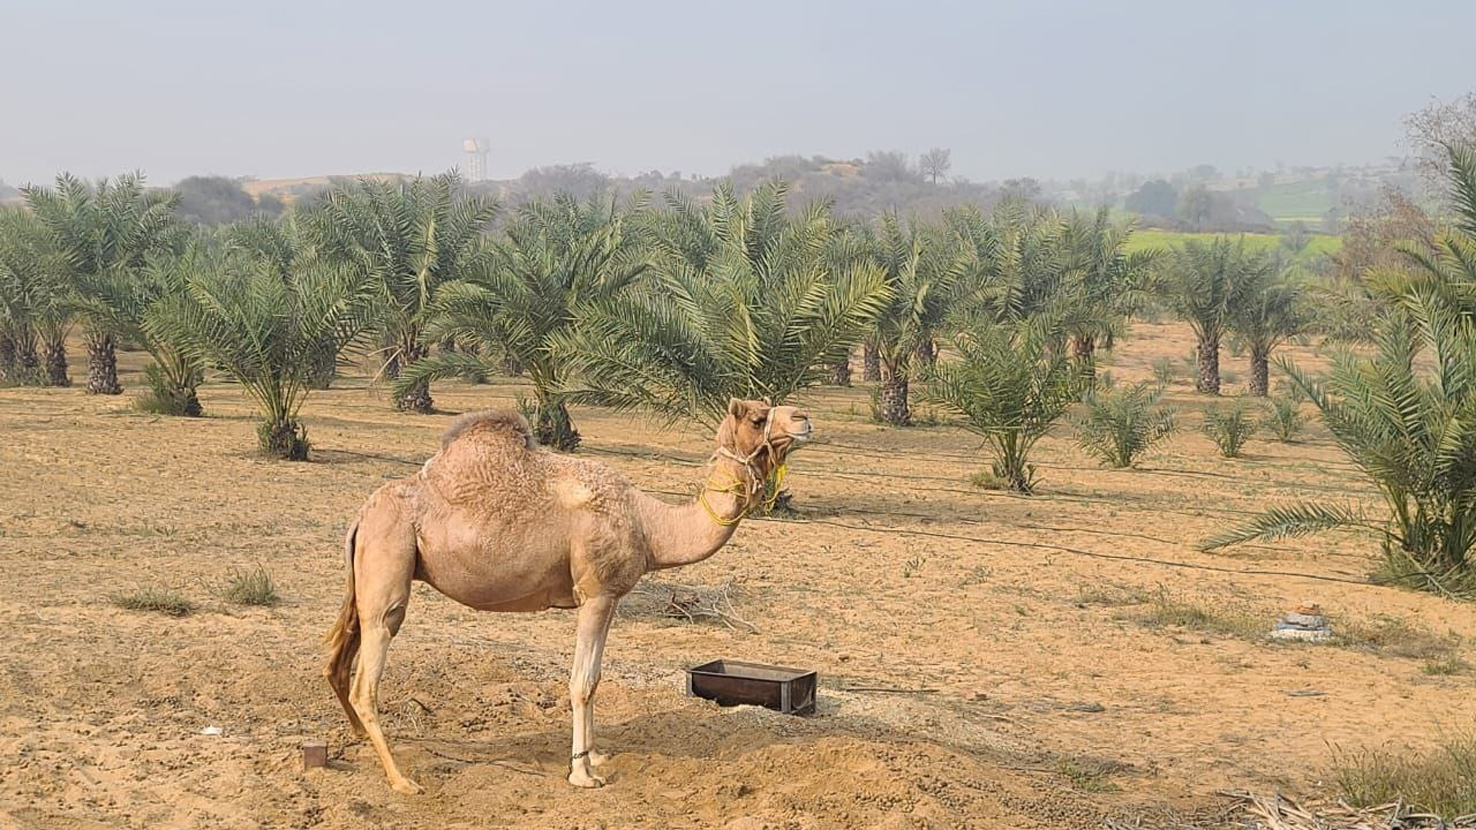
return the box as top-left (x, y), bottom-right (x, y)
top-left (1331, 735), bottom-right (1476, 820)
top-left (1054, 756), bottom-right (1129, 793)
top-left (1131, 588), bottom-right (1264, 640)
top-left (1337, 614), bottom-right (1460, 661)
top-left (220, 565), bottom-right (281, 607)
top-left (112, 587), bottom-right (195, 617)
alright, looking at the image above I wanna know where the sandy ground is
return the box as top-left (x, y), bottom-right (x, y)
top-left (2, 322), bottom-right (1474, 829)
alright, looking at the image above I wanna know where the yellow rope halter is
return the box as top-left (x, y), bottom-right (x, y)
top-left (700, 415), bottom-right (786, 526)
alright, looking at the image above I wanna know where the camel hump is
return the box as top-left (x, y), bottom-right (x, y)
top-left (441, 410), bottom-right (536, 451)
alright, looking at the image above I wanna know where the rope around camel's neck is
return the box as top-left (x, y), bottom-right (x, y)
top-left (700, 423), bottom-right (785, 526)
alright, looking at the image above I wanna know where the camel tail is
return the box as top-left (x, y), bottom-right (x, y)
top-left (325, 518), bottom-right (366, 734)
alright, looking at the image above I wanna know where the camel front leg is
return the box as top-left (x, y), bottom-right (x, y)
top-left (568, 595), bottom-right (616, 788)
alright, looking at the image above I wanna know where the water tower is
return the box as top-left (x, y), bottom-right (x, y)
top-left (463, 138), bottom-right (490, 182)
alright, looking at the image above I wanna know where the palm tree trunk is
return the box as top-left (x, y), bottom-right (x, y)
top-left (85, 331), bottom-right (122, 395)
top-left (1195, 332), bottom-right (1221, 395)
top-left (1071, 334), bottom-right (1095, 363)
top-left (0, 332), bottom-right (15, 383)
top-left (307, 346), bottom-right (337, 390)
top-left (829, 355), bottom-right (852, 386)
top-left (878, 366), bottom-right (911, 426)
top-left (862, 339), bottom-right (881, 382)
top-left (991, 434), bottom-right (1035, 494)
top-left (1249, 346), bottom-right (1270, 397)
top-left (258, 417), bottom-right (310, 460)
top-left (914, 338), bottom-right (937, 368)
top-left (1072, 334), bottom-right (1096, 385)
top-left (15, 332), bottom-right (40, 385)
top-left (502, 352), bottom-right (525, 377)
top-left (394, 342), bottom-right (433, 413)
top-left (535, 400), bottom-right (581, 452)
top-left (44, 333), bottom-right (70, 387)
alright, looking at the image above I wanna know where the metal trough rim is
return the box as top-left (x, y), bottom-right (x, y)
top-left (686, 659), bottom-right (816, 683)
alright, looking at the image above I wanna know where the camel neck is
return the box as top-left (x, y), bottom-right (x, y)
top-left (638, 455), bottom-right (755, 571)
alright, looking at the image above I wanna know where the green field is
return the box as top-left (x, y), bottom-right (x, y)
top-left (1125, 229), bottom-right (1341, 263)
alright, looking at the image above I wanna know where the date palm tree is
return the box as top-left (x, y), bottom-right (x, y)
top-left (310, 172), bottom-right (498, 412)
top-left (557, 181), bottom-right (889, 426)
top-left (22, 173), bottom-right (180, 394)
top-left (147, 245), bottom-right (375, 459)
top-left (1205, 144), bottom-right (1476, 597)
top-left (0, 208), bottom-right (63, 385)
top-left (395, 193), bottom-right (651, 450)
top-left (1229, 263), bottom-right (1309, 396)
top-left (923, 311), bottom-right (1087, 494)
top-left (1161, 238), bottom-right (1269, 395)
top-left (1060, 208), bottom-right (1160, 368)
top-left (868, 212), bottom-right (974, 425)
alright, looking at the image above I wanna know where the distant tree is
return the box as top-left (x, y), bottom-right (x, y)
top-left (920, 148), bottom-right (952, 186)
top-left (1000, 178), bottom-right (1042, 203)
top-left (862, 151), bottom-right (921, 184)
top-left (1280, 221), bottom-right (1312, 255)
top-left (517, 163), bottom-right (610, 201)
top-left (148, 248), bottom-right (375, 459)
top-left (1125, 179), bottom-right (1177, 217)
top-left (174, 176), bottom-right (281, 226)
top-left (1190, 164), bottom-right (1219, 181)
top-left (1404, 91), bottom-right (1476, 190)
top-left (867, 212), bottom-right (974, 426)
top-left (0, 209), bottom-right (65, 385)
top-left (558, 181), bottom-right (888, 428)
top-left (1178, 185), bottom-right (1215, 230)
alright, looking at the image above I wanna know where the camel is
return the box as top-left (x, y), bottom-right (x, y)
top-left (325, 398), bottom-right (813, 793)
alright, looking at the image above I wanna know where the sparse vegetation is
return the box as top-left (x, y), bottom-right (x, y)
top-left (1132, 588), bottom-right (1264, 640)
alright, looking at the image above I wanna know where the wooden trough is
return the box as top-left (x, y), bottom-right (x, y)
top-left (685, 659), bottom-right (817, 715)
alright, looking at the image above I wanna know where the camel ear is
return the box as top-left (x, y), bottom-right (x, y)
top-left (727, 398), bottom-right (747, 419)
top-left (761, 396), bottom-right (772, 407)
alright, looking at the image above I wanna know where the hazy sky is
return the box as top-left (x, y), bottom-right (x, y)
top-left (2, 0), bottom-right (1472, 187)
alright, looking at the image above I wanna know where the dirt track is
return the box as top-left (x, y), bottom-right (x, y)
top-left (3, 323), bottom-right (1473, 829)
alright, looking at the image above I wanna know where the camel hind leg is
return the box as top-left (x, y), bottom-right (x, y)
top-left (346, 498), bottom-right (423, 794)
top-left (326, 520), bottom-right (366, 737)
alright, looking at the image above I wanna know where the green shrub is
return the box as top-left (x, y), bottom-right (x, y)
top-left (1073, 382), bottom-right (1176, 468)
top-left (1203, 399), bottom-right (1257, 458)
top-left (1265, 395), bottom-right (1306, 442)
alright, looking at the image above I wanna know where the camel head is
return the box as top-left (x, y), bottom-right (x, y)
top-left (717, 398), bottom-right (813, 475)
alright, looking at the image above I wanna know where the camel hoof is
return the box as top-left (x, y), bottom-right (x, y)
top-left (391, 777), bottom-right (425, 795)
top-left (568, 770), bottom-right (606, 788)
